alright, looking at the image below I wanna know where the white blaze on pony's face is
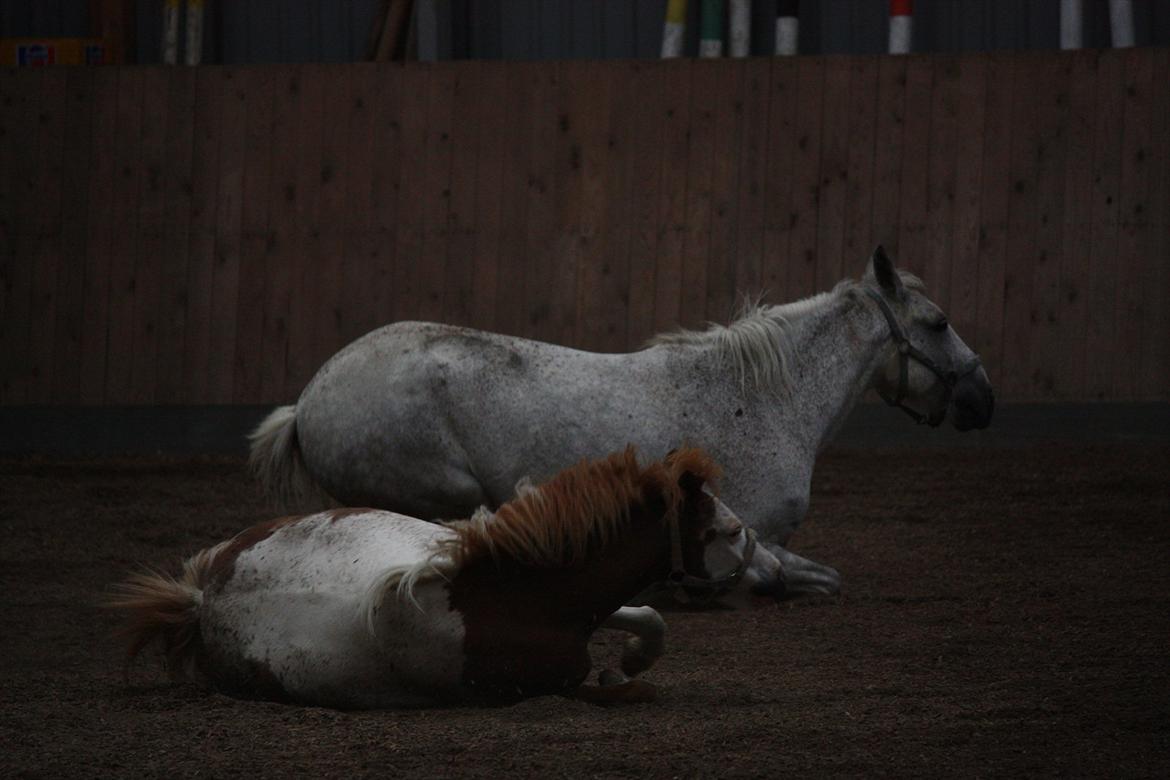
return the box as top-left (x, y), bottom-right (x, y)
top-left (866, 246), bottom-right (995, 430)
top-left (700, 494), bottom-right (752, 585)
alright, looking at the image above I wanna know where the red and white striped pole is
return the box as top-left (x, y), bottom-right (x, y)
top-left (1060, 0), bottom-right (1084, 49)
top-left (774, 0), bottom-right (798, 56)
top-left (888, 0), bottom-right (912, 55)
top-left (1109, 0), bottom-right (1135, 47)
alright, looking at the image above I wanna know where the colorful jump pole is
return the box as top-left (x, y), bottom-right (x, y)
top-left (1109, 0), bottom-right (1135, 47)
top-left (729, 0), bottom-right (750, 57)
top-left (888, 0), bottom-right (912, 55)
top-left (775, 0), bottom-right (798, 56)
top-left (661, 0), bottom-right (687, 58)
top-left (699, 0), bottom-right (724, 58)
top-left (1060, 0), bottom-right (1084, 49)
top-left (185, 0), bottom-right (204, 65)
top-left (162, 0), bottom-right (179, 64)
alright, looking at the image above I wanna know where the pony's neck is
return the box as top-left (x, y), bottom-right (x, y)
top-left (779, 290), bottom-right (890, 453)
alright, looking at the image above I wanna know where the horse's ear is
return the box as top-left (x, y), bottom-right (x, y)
top-left (868, 244), bottom-right (905, 300)
top-left (667, 448), bottom-right (721, 496)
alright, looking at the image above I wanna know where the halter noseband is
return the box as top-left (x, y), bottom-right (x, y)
top-left (864, 287), bottom-right (982, 427)
top-left (664, 510), bottom-right (757, 605)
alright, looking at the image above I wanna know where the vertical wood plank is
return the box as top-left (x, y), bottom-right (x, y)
top-left (947, 54), bottom-right (988, 369)
top-left (338, 63), bottom-right (377, 344)
top-left (703, 59), bottom-right (744, 324)
top-left (233, 65), bottom-right (277, 402)
top-left (127, 67), bottom-right (170, 403)
top-left (841, 54), bottom-right (879, 281)
top-left (0, 69), bottom-right (20, 402)
top-left (679, 60), bottom-right (720, 329)
top-left (895, 55), bottom-right (933, 281)
top-left (27, 68), bottom-right (67, 401)
top-left (180, 68), bottom-right (218, 404)
top-left (761, 57), bottom-right (799, 303)
top-left (869, 55), bottom-right (908, 258)
top-left (580, 59), bottom-right (635, 352)
top-left (1001, 53), bottom-right (1041, 401)
top-left (0, 70), bottom-right (39, 403)
top-left (260, 65), bottom-right (304, 403)
top-left (650, 59), bottom-right (691, 332)
top-left (815, 55), bottom-right (850, 293)
top-left (51, 67), bottom-right (97, 403)
top-left (973, 52), bottom-right (1015, 391)
top-left (443, 65), bottom-right (484, 329)
top-left (103, 67), bottom-right (144, 404)
top-left (391, 64), bottom-right (432, 325)
top-left (1056, 50), bottom-right (1098, 400)
top-left (492, 62), bottom-right (533, 339)
top-left (1084, 50), bottom-right (1125, 400)
top-left (1111, 49), bottom-right (1154, 400)
top-left (468, 61), bottom-right (507, 333)
top-left (788, 56), bottom-right (825, 298)
top-left (154, 68), bottom-right (195, 404)
top-left (210, 68), bottom-right (248, 405)
top-left (733, 59), bottom-right (770, 304)
top-left (283, 63), bottom-right (327, 399)
top-left (1027, 54), bottom-right (1072, 399)
top-left (1141, 48), bottom-right (1169, 397)
top-left (624, 61), bottom-right (667, 346)
top-left (361, 62), bottom-right (406, 331)
top-left (924, 54), bottom-right (960, 313)
top-left (416, 62), bottom-right (456, 324)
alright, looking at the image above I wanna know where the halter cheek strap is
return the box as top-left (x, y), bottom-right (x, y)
top-left (863, 288), bottom-right (982, 427)
top-left (664, 512), bottom-right (757, 605)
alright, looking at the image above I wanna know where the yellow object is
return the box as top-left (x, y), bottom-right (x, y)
top-left (666, 0), bottom-right (688, 24)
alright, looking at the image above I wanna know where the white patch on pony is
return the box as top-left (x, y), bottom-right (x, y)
top-left (202, 510), bottom-right (466, 708)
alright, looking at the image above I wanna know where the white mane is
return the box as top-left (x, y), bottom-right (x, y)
top-left (647, 286), bottom-right (850, 394)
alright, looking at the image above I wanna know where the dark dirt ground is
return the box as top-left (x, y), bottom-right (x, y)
top-left (2, 444), bottom-right (1168, 778)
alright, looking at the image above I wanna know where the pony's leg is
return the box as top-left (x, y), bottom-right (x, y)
top-left (571, 677), bottom-right (658, 705)
top-left (766, 543), bottom-right (841, 597)
top-left (601, 605), bottom-right (666, 677)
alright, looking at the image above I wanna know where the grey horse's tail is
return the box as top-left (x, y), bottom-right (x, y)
top-left (248, 405), bottom-right (327, 509)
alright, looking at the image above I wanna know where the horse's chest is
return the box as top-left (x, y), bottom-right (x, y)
top-left (449, 577), bottom-right (591, 699)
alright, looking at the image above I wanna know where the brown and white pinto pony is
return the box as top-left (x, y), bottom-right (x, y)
top-left (107, 447), bottom-right (755, 709)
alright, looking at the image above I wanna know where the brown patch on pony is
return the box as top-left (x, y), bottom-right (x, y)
top-left (435, 446), bottom-right (721, 573)
top-left (204, 514), bottom-right (306, 587)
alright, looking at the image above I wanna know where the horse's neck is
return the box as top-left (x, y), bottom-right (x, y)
top-left (781, 293), bottom-right (889, 453)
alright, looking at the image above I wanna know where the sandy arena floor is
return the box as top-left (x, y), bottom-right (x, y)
top-left (2, 444), bottom-right (1167, 777)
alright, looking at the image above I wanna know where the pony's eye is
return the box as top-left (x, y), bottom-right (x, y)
top-left (931, 318), bottom-right (949, 333)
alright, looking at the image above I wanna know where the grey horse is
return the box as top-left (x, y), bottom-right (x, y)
top-left (250, 246), bottom-right (993, 598)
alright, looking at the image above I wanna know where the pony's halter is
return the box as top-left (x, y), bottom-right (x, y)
top-left (863, 287), bottom-right (982, 427)
top-left (665, 511), bottom-right (757, 605)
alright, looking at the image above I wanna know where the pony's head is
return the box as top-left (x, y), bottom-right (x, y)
top-left (863, 245), bottom-right (994, 431)
top-left (661, 449), bottom-right (757, 603)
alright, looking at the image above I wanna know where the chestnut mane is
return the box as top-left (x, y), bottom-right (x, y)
top-left (363, 446), bottom-right (720, 628)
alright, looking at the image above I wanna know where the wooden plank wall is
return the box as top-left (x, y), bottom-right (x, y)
top-left (1, 48), bottom-right (1167, 406)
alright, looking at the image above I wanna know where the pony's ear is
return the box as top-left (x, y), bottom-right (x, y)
top-left (868, 244), bottom-right (905, 300)
top-left (667, 448), bottom-right (721, 496)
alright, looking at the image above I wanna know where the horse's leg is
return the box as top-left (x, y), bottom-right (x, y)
top-left (600, 605), bottom-right (666, 677)
top-left (766, 543), bottom-right (841, 597)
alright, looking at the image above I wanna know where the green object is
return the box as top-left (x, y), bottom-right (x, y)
top-left (700, 0), bottom-right (724, 40)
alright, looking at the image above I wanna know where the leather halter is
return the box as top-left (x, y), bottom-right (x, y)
top-left (864, 287), bottom-right (982, 427)
top-left (664, 511), bottom-right (757, 604)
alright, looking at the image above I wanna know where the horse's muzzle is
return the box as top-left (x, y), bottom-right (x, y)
top-left (950, 368), bottom-right (994, 431)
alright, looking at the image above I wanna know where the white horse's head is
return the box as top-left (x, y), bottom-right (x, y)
top-left (864, 246), bottom-right (994, 431)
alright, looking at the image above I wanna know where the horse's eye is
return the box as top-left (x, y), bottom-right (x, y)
top-left (931, 318), bottom-right (948, 333)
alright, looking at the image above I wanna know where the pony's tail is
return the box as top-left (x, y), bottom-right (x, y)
top-left (104, 546), bottom-right (221, 680)
top-left (248, 405), bottom-right (327, 510)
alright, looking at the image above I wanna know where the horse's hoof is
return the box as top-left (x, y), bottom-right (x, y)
top-left (599, 668), bottom-right (628, 686)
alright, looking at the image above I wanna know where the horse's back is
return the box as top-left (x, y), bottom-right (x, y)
top-left (199, 508), bottom-right (464, 708)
